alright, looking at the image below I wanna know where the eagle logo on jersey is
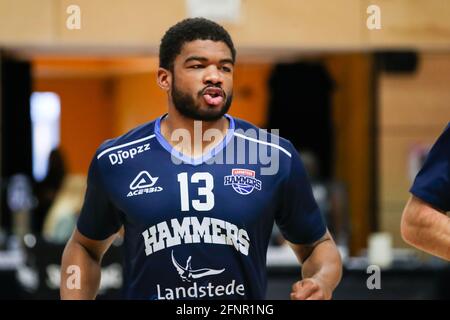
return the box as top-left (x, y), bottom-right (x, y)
top-left (171, 250), bottom-right (225, 282)
top-left (224, 169), bottom-right (262, 195)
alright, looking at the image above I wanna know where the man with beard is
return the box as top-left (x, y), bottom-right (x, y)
top-left (61, 18), bottom-right (342, 300)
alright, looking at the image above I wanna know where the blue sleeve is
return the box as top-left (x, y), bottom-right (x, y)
top-left (77, 155), bottom-right (123, 240)
top-left (275, 145), bottom-right (327, 244)
top-left (410, 124), bottom-right (450, 212)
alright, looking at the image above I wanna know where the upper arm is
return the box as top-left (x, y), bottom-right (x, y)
top-left (401, 196), bottom-right (444, 236)
top-left (287, 230), bottom-right (332, 264)
top-left (275, 145), bottom-right (326, 245)
top-left (410, 125), bottom-right (450, 212)
top-left (76, 154), bottom-right (123, 241)
top-left (67, 227), bottom-right (117, 263)
top-left (401, 195), bottom-right (450, 249)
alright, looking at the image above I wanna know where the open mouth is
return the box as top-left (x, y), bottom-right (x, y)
top-left (202, 87), bottom-right (224, 106)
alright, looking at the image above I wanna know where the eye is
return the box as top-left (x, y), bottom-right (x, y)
top-left (190, 65), bottom-right (204, 69)
top-left (222, 66), bottom-right (232, 72)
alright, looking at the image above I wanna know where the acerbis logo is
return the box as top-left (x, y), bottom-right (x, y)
top-left (171, 250), bottom-right (225, 282)
top-left (130, 171), bottom-right (158, 189)
top-left (224, 169), bottom-right (262, 195)
top-left (109, 143), bottom-right (150, 165)
top-left (127, 171), bottom-right (163, 197)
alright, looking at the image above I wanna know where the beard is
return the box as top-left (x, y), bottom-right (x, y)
top-left (171, 77), bottom-right (233, 121)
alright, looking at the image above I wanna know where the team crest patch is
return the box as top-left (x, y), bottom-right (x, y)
top-left (224, 169), bottom-right (262, 195)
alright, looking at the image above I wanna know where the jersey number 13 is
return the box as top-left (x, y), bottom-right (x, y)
top-left (177, 172), bottom-right (215, 212)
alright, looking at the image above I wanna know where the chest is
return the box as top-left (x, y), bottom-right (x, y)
top-left (103, 159), bottom-right (283, 228)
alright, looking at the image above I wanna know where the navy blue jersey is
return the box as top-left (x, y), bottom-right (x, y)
top-left (77, 114), bottom-right (326, 299)
top-left (410, 123), bottom-right (450, 212)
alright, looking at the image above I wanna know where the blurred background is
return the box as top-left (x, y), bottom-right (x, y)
top-left (0, 0), bottom-right (449, 299)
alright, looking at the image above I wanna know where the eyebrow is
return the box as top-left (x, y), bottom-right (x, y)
top-left (184, 56), bottom-right (234, 65)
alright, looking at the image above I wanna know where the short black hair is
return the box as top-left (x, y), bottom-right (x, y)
top-left (159, 17), bottom-right (236, 70)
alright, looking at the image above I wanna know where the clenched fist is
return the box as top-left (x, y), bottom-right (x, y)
top-left (290, 278), bottom-right (332, 300)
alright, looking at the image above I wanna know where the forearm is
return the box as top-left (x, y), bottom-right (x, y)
top-left (60, 241), bottom-right (102, 299)
top-left (301, 240), bottom-right (342, 296)
top-left (401, 197), bottom-right (450, 260)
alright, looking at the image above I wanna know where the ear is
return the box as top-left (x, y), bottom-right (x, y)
top-left (157, 67), bottom-right (171, 91)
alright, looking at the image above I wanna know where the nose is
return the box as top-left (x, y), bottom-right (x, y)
top-left (203, 65), bottom-right (223, 85)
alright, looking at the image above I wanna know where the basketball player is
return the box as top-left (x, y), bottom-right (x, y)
top-left (60, 18), bottom-right (342, 300)
top-left (401, 124), bottom-right (450, 261)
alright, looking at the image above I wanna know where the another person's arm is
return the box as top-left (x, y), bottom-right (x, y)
top-left (289, 230), bottom-right (342, 300)
top-left (402, 124), bottom-right (450, 260)
top-left (401, 196), bottom-right (450, 261)
top-left (60, 228), bottom-right (117, 299)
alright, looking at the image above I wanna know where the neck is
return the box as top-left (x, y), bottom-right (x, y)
top-left (160, 105), bottom-right (230, 158)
